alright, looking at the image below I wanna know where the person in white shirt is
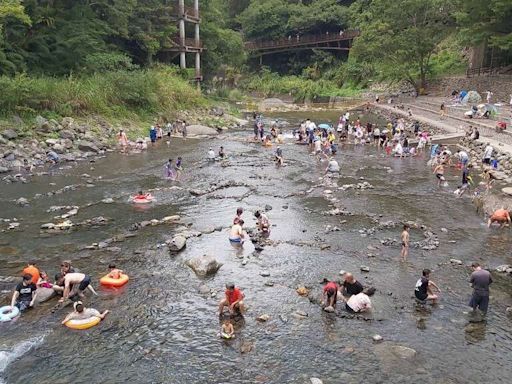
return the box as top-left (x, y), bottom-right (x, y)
top-left (456, 150), bottom-right (469, 167)
top-left (486, 90), bottom-right (493, 104)
top-left (325, 158), bottom-right (340, 173)
top-left (346, 287), bottom-right (376, 313)
top-left (207, 147), bottom-right (216, 161)
top-left (482, 143), bottom-right (493, 165)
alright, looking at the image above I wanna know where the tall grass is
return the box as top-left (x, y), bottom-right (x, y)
top-left (240, 70), bottom-right (362, 102)
top-left (0, 67), bottom-right (206, 119)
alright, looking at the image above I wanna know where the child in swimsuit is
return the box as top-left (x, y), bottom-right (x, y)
top-left (221, 320), bottom-right (235, 338)
top-left (108, 264), bottom-right (124, 279)
top-left (37, 271), bottom-right (53, 289)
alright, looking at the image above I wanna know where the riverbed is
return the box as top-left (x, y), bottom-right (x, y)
top-left (1, 108), bottom-right (511, 384)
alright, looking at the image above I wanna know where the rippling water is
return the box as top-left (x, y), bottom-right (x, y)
top-left (1, 109), bottom-right (511, 384)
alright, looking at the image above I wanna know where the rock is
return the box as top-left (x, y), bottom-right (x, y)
top-left (310, 379), bottom-right (323, 384)
top-left (450, 258), bottom-right (463, 265)
top-left (440, 228), bottom-right (448, 233)
top-left (34, 287), bottom-right (55, 303)
top-left (239, 340), bottom-right (254, 354)
top-left (59, 130), bottom-right (76, 140)
top-left (185, 125), bottom-right (219, 136)
top-left (198, 284), bottom-right (210, 294)
top-left (0, 166), bottom-right (9, 174)
top-left (161, 215), bottom-right (181, 223)
top-left (360, 266), bottom-right (370, 272)
top-left (296, 286), bottom-right (309, 296)
top-left (78, 141), bottom-right (100, 153)
top-left (264, 204), bottom-right (272, 211)
top-left (256, 314), bottom-right (270, 322)
top-left (390, 345), bottom-right (417, 359)
top-left (259, 98), bottom-right (287, 109)
top-left (101, 198), bottom-right (114, 204)
top-left (186, 254), bottom-right (222, 277)
top-left (52, 143), bottom-right (66, 154)
top-left (373, 334), bottom-right (383, 342)
top-left (320, 244), bottom-right (331, 250)
top-left (260, 271), bottom-right (270, 277)
top-left (45, 139), bottom-right (58, 146)
top-left (15, 197), bottom-right (29, 206)
top-left (339, 270), bottom-right (346, 276)
top-left (40, 223), bottom-right (55, 230)
top-left (1, 129), bottom-right (17, 140)
top-left (495, 265), bottom-right (511, 273)
top-left (324, 306), bottom-right (335, 313)
top-left (61, 117), bottom-right (74, 129)
top-left (167, 235), bottom-right (187, 253)
top-left (502, 187), bottom-right (512, 196)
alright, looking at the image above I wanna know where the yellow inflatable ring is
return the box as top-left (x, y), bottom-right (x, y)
top-left (100, 273), bottom-right (129, 287)
top-left (65, 316), bottom-right (101, 330)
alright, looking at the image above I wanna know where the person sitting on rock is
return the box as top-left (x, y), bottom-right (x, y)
top-left (340, 273), bottom-right (364, 301)
top-left (254, 211), bottom-right (270, 233)
top-left (322, 280), bottom-right (340, 311)
top-left (10, 274), bottom-right (37, 312)
top-left (57, 272), bottom-right (97, 303)
top-left (61, 301), bottom-right (109, 325)
top-left (218, 283), bottom-right (245, 315)
top-left (346, 287), bottom-right (376, 313)
top-left (487, 207), bottom-right (511, 228)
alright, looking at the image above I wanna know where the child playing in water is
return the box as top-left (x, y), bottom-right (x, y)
top-left (37, 271), bottom-right (53, 289)
top-left (108, 264), bottom-right (123, 279)
top-left (220, 319), bottom-right (235, 339)
top-left (433, 164), bottom-right (446, 186)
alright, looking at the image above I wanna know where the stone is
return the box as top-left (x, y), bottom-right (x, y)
top-left (161, 215), bottom-right (180, 223)
top-left (389, 345), bottom-right (417, 359)
top-left (15, 197), bottom-right (29, 206)
top-left (495, 265), bottom-right (511, 273)
top-left (360, 266), bottom-right (370, 272)
top-left (167, 235), bottom-right (187, 253)
top-left (264, 204), bottom-right (272, 211)
top-left (0, 166), bottom-right (9, 174)
top-left (310, 379), bottom-right (323, 384)
top-left (34, 287), bottom-right (55, 303)
top-left (324, 306), bottom-right (335, 313)
top-left (78, 141), bottom-right (100, 153)
top-left (296, 286), bottom-right (309, 296)
top-left (45, 139), bottom-right (58, 146)
top-left (198, 284), bottom-right (210, 294)
top-left (339, 270), bottom-right (346, 276)
top-left (101, 198), bottom-right (114, 204)
top-left (185, 125), bottom-right (219, 136)
top-left (440, 228), bottom-right (448, 233)
top-left (260, 271), bottom-right (270, 277)
top-left (40, 223), bottom-right (55, 230)
top-left (1, 129), bottom-right (17, 140)
top-left (373, 334), bottom-right (383, 342)
top-left (186, 254), bottom-right (222, 277)
top-left (450, 259), bottom-right (462, 265)
top-left (52, 143), bottom-right (66, 154)
top-left (502, 187), bottom-right (512, 196)
top-left (59, 130), bottom-right (76, 140)
top-left (256, 314), bottom-right (270, 322)
top-left (61, 117), bottom-right (74, 128)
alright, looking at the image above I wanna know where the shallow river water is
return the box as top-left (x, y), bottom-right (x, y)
top-left (1, 109), bottom-right (511, 384)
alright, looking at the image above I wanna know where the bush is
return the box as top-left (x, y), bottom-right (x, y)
top-left (0, 67), bottom-right (206, 119)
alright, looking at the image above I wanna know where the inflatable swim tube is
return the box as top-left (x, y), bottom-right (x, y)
top-left (220, 332), bottom-right (234, 339)
top-left (65, 316), bottom-right (101, 330)
top-left (100, 273), bottom-right (129, 287)
top-left (132, 194), bottom-right (154, 204)
top-left (0, 306), bottom-right (20, 322)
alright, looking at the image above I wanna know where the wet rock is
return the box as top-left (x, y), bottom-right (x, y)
top-left (256, 314), bottom-right (270, 322)
top-left (34, 287), bottom-right (55, 303)
top-left (102, 198), bottom-right (114, 204)
top-left (40, 223), bottom-right (55, 230)
top-left (260, 271), bottom-right (270, 277)
top-left (186, 254), bottom-right (222, 277)
top-left (295, 310), bottom-right (308, 318)
top-left (78, 141), bottom-right (100, 153)
top-left (264, 204), bottom-right (272, 211)
top-left (239, 340), bottom-right (254, 354)
top-left (360, 266), bottom-right (370, 272)
top-left (495, 265), bottom-right (511, 273)
top-left (440, 227), bottom-right (448, 233)
top-left (310, 378), bottom-right (323, 384)
top-left (198, 284), bottom-right (210, 294)
top-left (339, 270), bottom-right (346, 276)
top-left (296, 287), bottom-right (309, 296)
top-left (373, 334), bottom-right (383, 342)
top-left (15, 197), bottom-right (29, 206)
top-left (324, 306), bottom-right (335, 313)
top-left (320, 244), bottom-right (331, 250)
top-left (177, 230), bottom-right (202, 239)
top-left (450, 259), bottom-right (463, 265)
top-left (1, 129), bottom-right (17, 140)
top-left (388, 345), bottom-right (416, 359)
top-left (161, 215), bottom-right (181, 223)
top-left (264, 281), bottom-right (274, 287)
top-left (167, 235), bottom-right (187, 253)
top-left (0, 166), bottom-right (9, 174)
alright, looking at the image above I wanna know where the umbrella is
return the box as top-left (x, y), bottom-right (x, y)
top-left (318, 123), bottom-right (333, 130)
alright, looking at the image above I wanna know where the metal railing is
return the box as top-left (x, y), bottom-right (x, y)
top-left (245, 30), bottom-right (360, 51)
top-left (465, 66), bottom-right (501, 78)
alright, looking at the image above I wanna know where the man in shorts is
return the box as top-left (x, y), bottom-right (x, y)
top-left (487, 207), bottom-right (511, 228)
top-left (219, 283), bottom-right (245, 315)
top-left (58, 272), bottom-right (97, 302)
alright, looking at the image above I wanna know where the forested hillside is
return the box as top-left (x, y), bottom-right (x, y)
top-left (0, 0), bottom-right (510, 106)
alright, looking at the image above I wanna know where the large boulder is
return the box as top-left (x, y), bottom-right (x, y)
top-left (78, 141), bottom-right (100, 153)
top-left (185, 125), bottom-right (219, 136)
top-left (186, 254), bottom-right (222, 277)
top-left (0, 166), bottom-right (9, 173)
top-left (59, 130), bottom-right (76, 140)
top-left (167, 235), bottom-right (187, 253)
top-left (259, 98), bottom-right (287, 109)
top-left (35, 287), bottom-right (56, 303)
top-left (1, 129), bottom-right (17, 140)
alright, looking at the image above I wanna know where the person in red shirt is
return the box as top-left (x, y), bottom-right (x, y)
top-left (22, 261), bottom-right (40, 285)
top-left (322, 280), bottom-right (340, 310)
top-left (219, 283), bottom-right (245, 315)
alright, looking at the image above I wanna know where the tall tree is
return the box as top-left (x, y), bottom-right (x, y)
top-left (350, 0), bottom-right (456, 91)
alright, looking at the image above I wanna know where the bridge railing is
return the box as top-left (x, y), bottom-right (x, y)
top-left (245, 30), bottom-right (360, 51)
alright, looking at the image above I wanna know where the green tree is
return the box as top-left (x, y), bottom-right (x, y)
top-left (0, 0), bottom-right (31, 74)
top-left (350, 0), bottom-right (456, 91)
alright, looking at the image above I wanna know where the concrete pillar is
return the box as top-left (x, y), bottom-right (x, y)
top-left (179, 0), bottom-right (184, 14)
top-left (195, 23), bottom-right (200, 46)
top-left (195, 52), bottom-right (201, 77)
top-left (194, 0), bottom-right (199, 15)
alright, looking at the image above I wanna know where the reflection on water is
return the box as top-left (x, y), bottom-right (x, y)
top-left (0, 108), bottom-right (511, 383)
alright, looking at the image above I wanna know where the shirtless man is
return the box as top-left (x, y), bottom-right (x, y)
top-left (487, 208), bottom-right (511, 228)
top-left (58, 272), bottom-right (97, 302)
top-left (229, 219), bottom-right (246, 244)
top-left (400, 225), bottom-right (410, 262)
top-left (433, 163), bottom-right (445, 186)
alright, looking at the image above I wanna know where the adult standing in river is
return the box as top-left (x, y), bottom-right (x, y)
top-left (469, 262), bottom-right (492, 317)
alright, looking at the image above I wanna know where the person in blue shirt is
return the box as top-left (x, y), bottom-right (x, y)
top-left (149, 126), bottom-right (157, 144)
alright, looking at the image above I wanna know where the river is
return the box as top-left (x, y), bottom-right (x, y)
top-left (1, 108), bottom-right (511, 384)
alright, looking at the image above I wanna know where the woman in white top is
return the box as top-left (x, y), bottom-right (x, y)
top-left (346, 287), bottom-right (376, 313)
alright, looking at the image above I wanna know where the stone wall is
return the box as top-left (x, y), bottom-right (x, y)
top-left (459, 136), bottom-right (512, 177)
top-left (428, 75), bottom-right (512, 103)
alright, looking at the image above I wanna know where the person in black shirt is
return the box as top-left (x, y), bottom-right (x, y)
top-left (10, 274), bottom-right (38, 311)
top-left (341, 273), bottom-right (364, 300)
top-left (414, 269), bottom-right (440, 303)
